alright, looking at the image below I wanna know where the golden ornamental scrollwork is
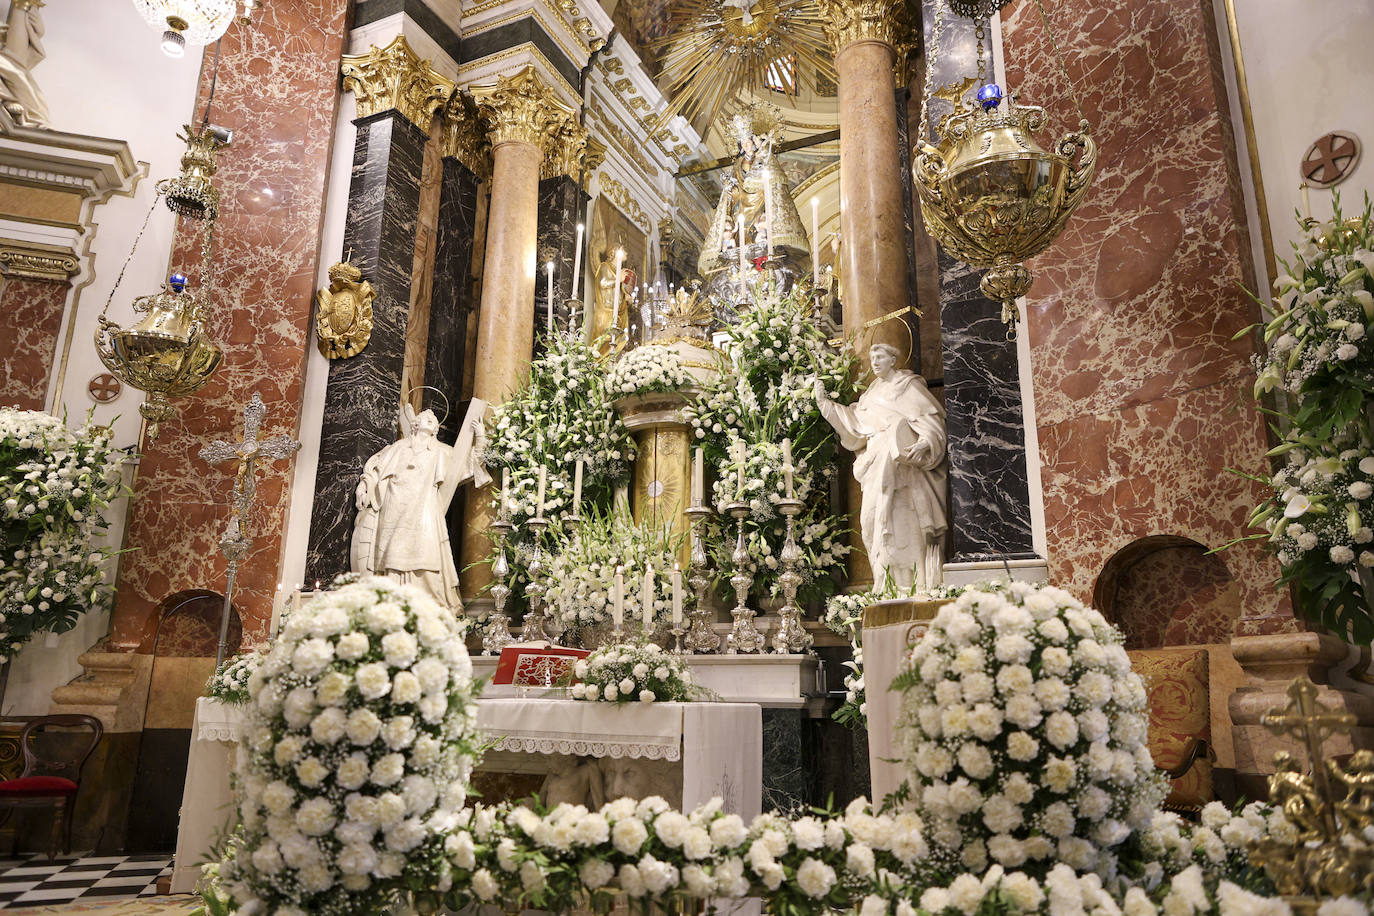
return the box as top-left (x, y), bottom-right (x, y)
top-left (582, 138), bottom-right (607, 184)
top-left (817, 0), bottom-right (904, 51)
top-left (541, 119), bottom-right (590, 181)
top-left (315, 260), bottom-right (376, 359)
top-left (341, 35), bottom-right (455, 129)
top-left (0, 245), bottom-right (78, 282)
top-left (596, 115), bottom-right (659, 179)
top-left (469, 65), bottom-right (578, 150)
top-left (598, 175), bottom-right (648, 230)
top-left (440, 92), bottom-right (491, 179)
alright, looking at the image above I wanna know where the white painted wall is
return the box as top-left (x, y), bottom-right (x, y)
top-left (3, 1), bottom-right (202, 714)
top-left (1231, 0), bottom-right (1374, 266)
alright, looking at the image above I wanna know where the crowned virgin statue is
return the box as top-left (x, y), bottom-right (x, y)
top-left (698, 104), bottom-right (811, 299)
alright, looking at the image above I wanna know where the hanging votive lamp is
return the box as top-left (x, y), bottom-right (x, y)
top-left (912, 0), bottom-right (1098, 331)
top-left (95, 273), bottom-right (223, 440)
top-left (161, 124), bottom-right (225, 220)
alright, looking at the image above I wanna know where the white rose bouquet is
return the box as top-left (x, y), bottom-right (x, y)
top-left (204, 646), bottom-right (266, 706)
top-left (894, 581), bottom-right (1167, 878)
top-left (217, 577), bottom-right (482, 916)
top-left (606, 344), bottom-right (692, 399)
top-left (0, 408), bottom-right (125, 661)
top-left (571, 642), bottom-right (692, 703)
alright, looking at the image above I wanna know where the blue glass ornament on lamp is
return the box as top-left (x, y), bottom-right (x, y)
top-left (168, 272), bottom-right (188, 293)
top-left (976, 83), bottom-right (1004, 110)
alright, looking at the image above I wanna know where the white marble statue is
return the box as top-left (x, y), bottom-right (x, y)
top-left (0, 0), bottom-right (49, 128)
top-left (350, 398), bottom-right (491, 611)
top-left (815, 343), bottom-right (948, 590)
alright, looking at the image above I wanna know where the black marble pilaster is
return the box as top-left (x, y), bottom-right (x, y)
top-left (535, 174), bottom-right (589, 356)
top-left (895, 87), bottom-right (923, 375)
top-left (762, 708), bottom-right (813, 812)
top-left (939, 249), bottom-right (1037, 562)
top-left (306, 112), bottom-right (429, 585)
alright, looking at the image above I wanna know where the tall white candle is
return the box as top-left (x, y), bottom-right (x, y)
top-left (572, 222), bottom-right (584, 297)
top-left (735, 440), bottom-right (746, 499)
top-left (614, 566), bottom-right (625, 628)
top-left (764, 181), bottom-right (775, 259)
top-left (782, 438), bottom-right (794, 499)
top-left (500, 467), bottom-right (510, 521)
top-left (641, 563), bottom-right (654, 630)
top-left (692, 447), bottom-right (704, 507)
top-left (737, 214), bottom-right (746, 275)
top-left (810, 196), bottom-right (821, 287)
top-left (536, 465), bottom-right (547, 517)
top-left (612, 248), bottom-right (625, 328)
top-left (572, 458), bottom-right (583, 513)
top-left (545, 261), bottom-right (555, 333)
top-left (1301, 182), bottom-right (1312, 219)
top-left (671, 564), bottom-right (683, 625)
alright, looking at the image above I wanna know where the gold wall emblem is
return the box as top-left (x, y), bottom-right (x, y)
top-left (315, 260), bottom-right (375, 359)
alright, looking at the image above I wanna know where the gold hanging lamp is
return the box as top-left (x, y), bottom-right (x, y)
top-left (912, 0), bottom-right (1097, 332)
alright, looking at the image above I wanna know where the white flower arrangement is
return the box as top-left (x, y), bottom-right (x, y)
top-left (894, 580), bottom-right (1167, 877)
top-left (570, 642), bottom-right (692, 703)
top-left (216, 577), bottom-right (482, 916)
top-left (204, 646), bottom-right (266, 706)
top-left (0, 408), bottom-right (124, 662)
top-left (605, 344), bottom-right (692, 399)
top-left (540, 507), bottom-right (683, 635)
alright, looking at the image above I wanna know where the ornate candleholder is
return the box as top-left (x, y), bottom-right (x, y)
top-left (684, 504), bottom-right (721, 653)
top-left (564, 297), bottom-right (584, 335)
top-left (770, 497), bottom-right (812, 654)
top-left (723, 501), bottom-right (765, 654)
top-left (483, 517), bottom-right (515, 655)
top-left (523, 515), bottom-right (557, 643)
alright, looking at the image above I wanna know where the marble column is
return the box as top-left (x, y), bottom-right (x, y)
top-left (821, 0), bottom-right (911, 364)
top-left (303, 37), bottom-right (454, 587)
top-left (108, 0), bottom-right (350, 651)
top-left (459, 67), bottom-right (583, 600)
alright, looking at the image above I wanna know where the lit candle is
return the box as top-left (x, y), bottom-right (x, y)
top-left (642, 563), bottom-right (655, 630)
top-left (572, 458), bottom-right (583, 514)
top-left (545, 261), bottom-right (555, 333)
top-left (572, 222), bottom-right (584, 297)
top-left (734, 440), bottom-right (746, 499)
top-left (810, 196), bottom-right (820, 287)
top-left (671, 564), bottom-right (683, 626)
top-left (782, 438), bottom-right (794, 499)
top-left (500, 467), bottom-right (511, 521)
top-left (536, 465), bottom-right (547, 517)
top-left (764, 181), bottom-right (775, 260)
top-left (737, 214), bottom-right (746, 275)
top-left (1301, 182), bottom-right (1312, 220)
top-left (612, 248), bottom-right (625, 329)
top-left (614, 566), bottom-right (625, 629)
top-left (692, 447), bottom-right (704, 507)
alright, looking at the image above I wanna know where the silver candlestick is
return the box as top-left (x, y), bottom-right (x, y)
top-left (523, 515), bottom-right (558, 643)
top-left (724, 501), bottom-right (765, 654)
top-left (684, 504), bottom-right (721, 653)
top-left (770, 497), bottom-right (812, 654)
top-left (483, 517), bottom-right (515, 655)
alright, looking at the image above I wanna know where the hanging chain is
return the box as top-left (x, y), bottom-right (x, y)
top-left (98, 192), bottom-right (162, 323)
top-left (918, 0), bottom-right (946, 145)
top-left (975, 18), bottom-right (987, 84)
top-left (1031, 0), bottom-right (1088, 128)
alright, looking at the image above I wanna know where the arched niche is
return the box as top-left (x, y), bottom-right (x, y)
top-left (1093, 535), bottom-right (1241, 650)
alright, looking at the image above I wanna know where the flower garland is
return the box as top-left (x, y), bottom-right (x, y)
top-left (605, 344), bottom-right (692, 399)
top-left (1240, 197), bottom-right (1374, 641)
top-left (217, 577), bottom-right (482, 916)
top-left (204, 646), bottom-right (265, 706)
top-left (540, 506), bottom-right (684, 635)
top-left (894, 580), bottom-right (1167, 877)
top-left (0, 408), bottom-right (125, 662)
top-left (685, 276), bottom-right (856, 601)
top-left (570, 642), bottom-right (692, 703)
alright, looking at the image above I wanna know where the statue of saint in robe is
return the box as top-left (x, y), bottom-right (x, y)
top-left (0, 0), bottom-right (49, 128)
top-left (815, 343), bottom-right (948, 590)
top-left (587, 224), bottom-right (635, 352)
top-left (350, 398), bottom-right (491, 611)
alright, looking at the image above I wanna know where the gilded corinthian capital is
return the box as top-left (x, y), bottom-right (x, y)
top-left (440, 92), bottom-right (491, 179)
top-left (541, 119), bottom-right (590, 181)
top-left (341, 35), bottom-right (456, 128)
top-left (469, 66), bottom-right (578, 150)
top-left (817, 0), bottom-right (905, 51)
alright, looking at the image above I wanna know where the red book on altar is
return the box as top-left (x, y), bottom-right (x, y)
top-left (492, 644), bottom-right (590, 686)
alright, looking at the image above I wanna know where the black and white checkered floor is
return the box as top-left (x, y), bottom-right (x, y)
top-left (0, 855), bottom-right (170, 908)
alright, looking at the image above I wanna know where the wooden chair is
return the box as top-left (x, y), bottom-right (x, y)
top-left (0, 714), bottom-right (103, 859)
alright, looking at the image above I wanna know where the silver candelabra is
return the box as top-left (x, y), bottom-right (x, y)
top-left (522, 515), bottom-right (557, 642)
top-left (770, 497), bottom-right (812, 654)
top-left (724, 501), bottom-right (765, 654)
top-left (483, 516), bottom-right (515, 654)
top-left (683, 504), bottom-right (721, 652)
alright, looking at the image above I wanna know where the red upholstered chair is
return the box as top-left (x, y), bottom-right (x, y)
top-left (0, 714), bottom-right (103, 859)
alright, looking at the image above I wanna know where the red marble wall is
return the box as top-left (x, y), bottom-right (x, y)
top-left (0, 276), bottom-right (68, 410)
top-left (1101, 541), bottom-right (1241, 649)
top-left (109, 1), bottom-right (349, 651)
top-left (1001, 0), bottom-right (1293, 634)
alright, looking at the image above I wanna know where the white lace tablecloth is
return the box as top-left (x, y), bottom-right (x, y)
top-left (171, 697), bottom-right (247, 893)
top-left (477, 698), bottom-right (684, 760)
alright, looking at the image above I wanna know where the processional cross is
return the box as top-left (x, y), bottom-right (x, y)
top-left (198, 392), bottom-right (301, 667)
top-left (1262, 675), bottom-right (1357, 839)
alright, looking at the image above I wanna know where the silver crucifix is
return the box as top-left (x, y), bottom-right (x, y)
top-left (199, 392), bottom-right (301, 667)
